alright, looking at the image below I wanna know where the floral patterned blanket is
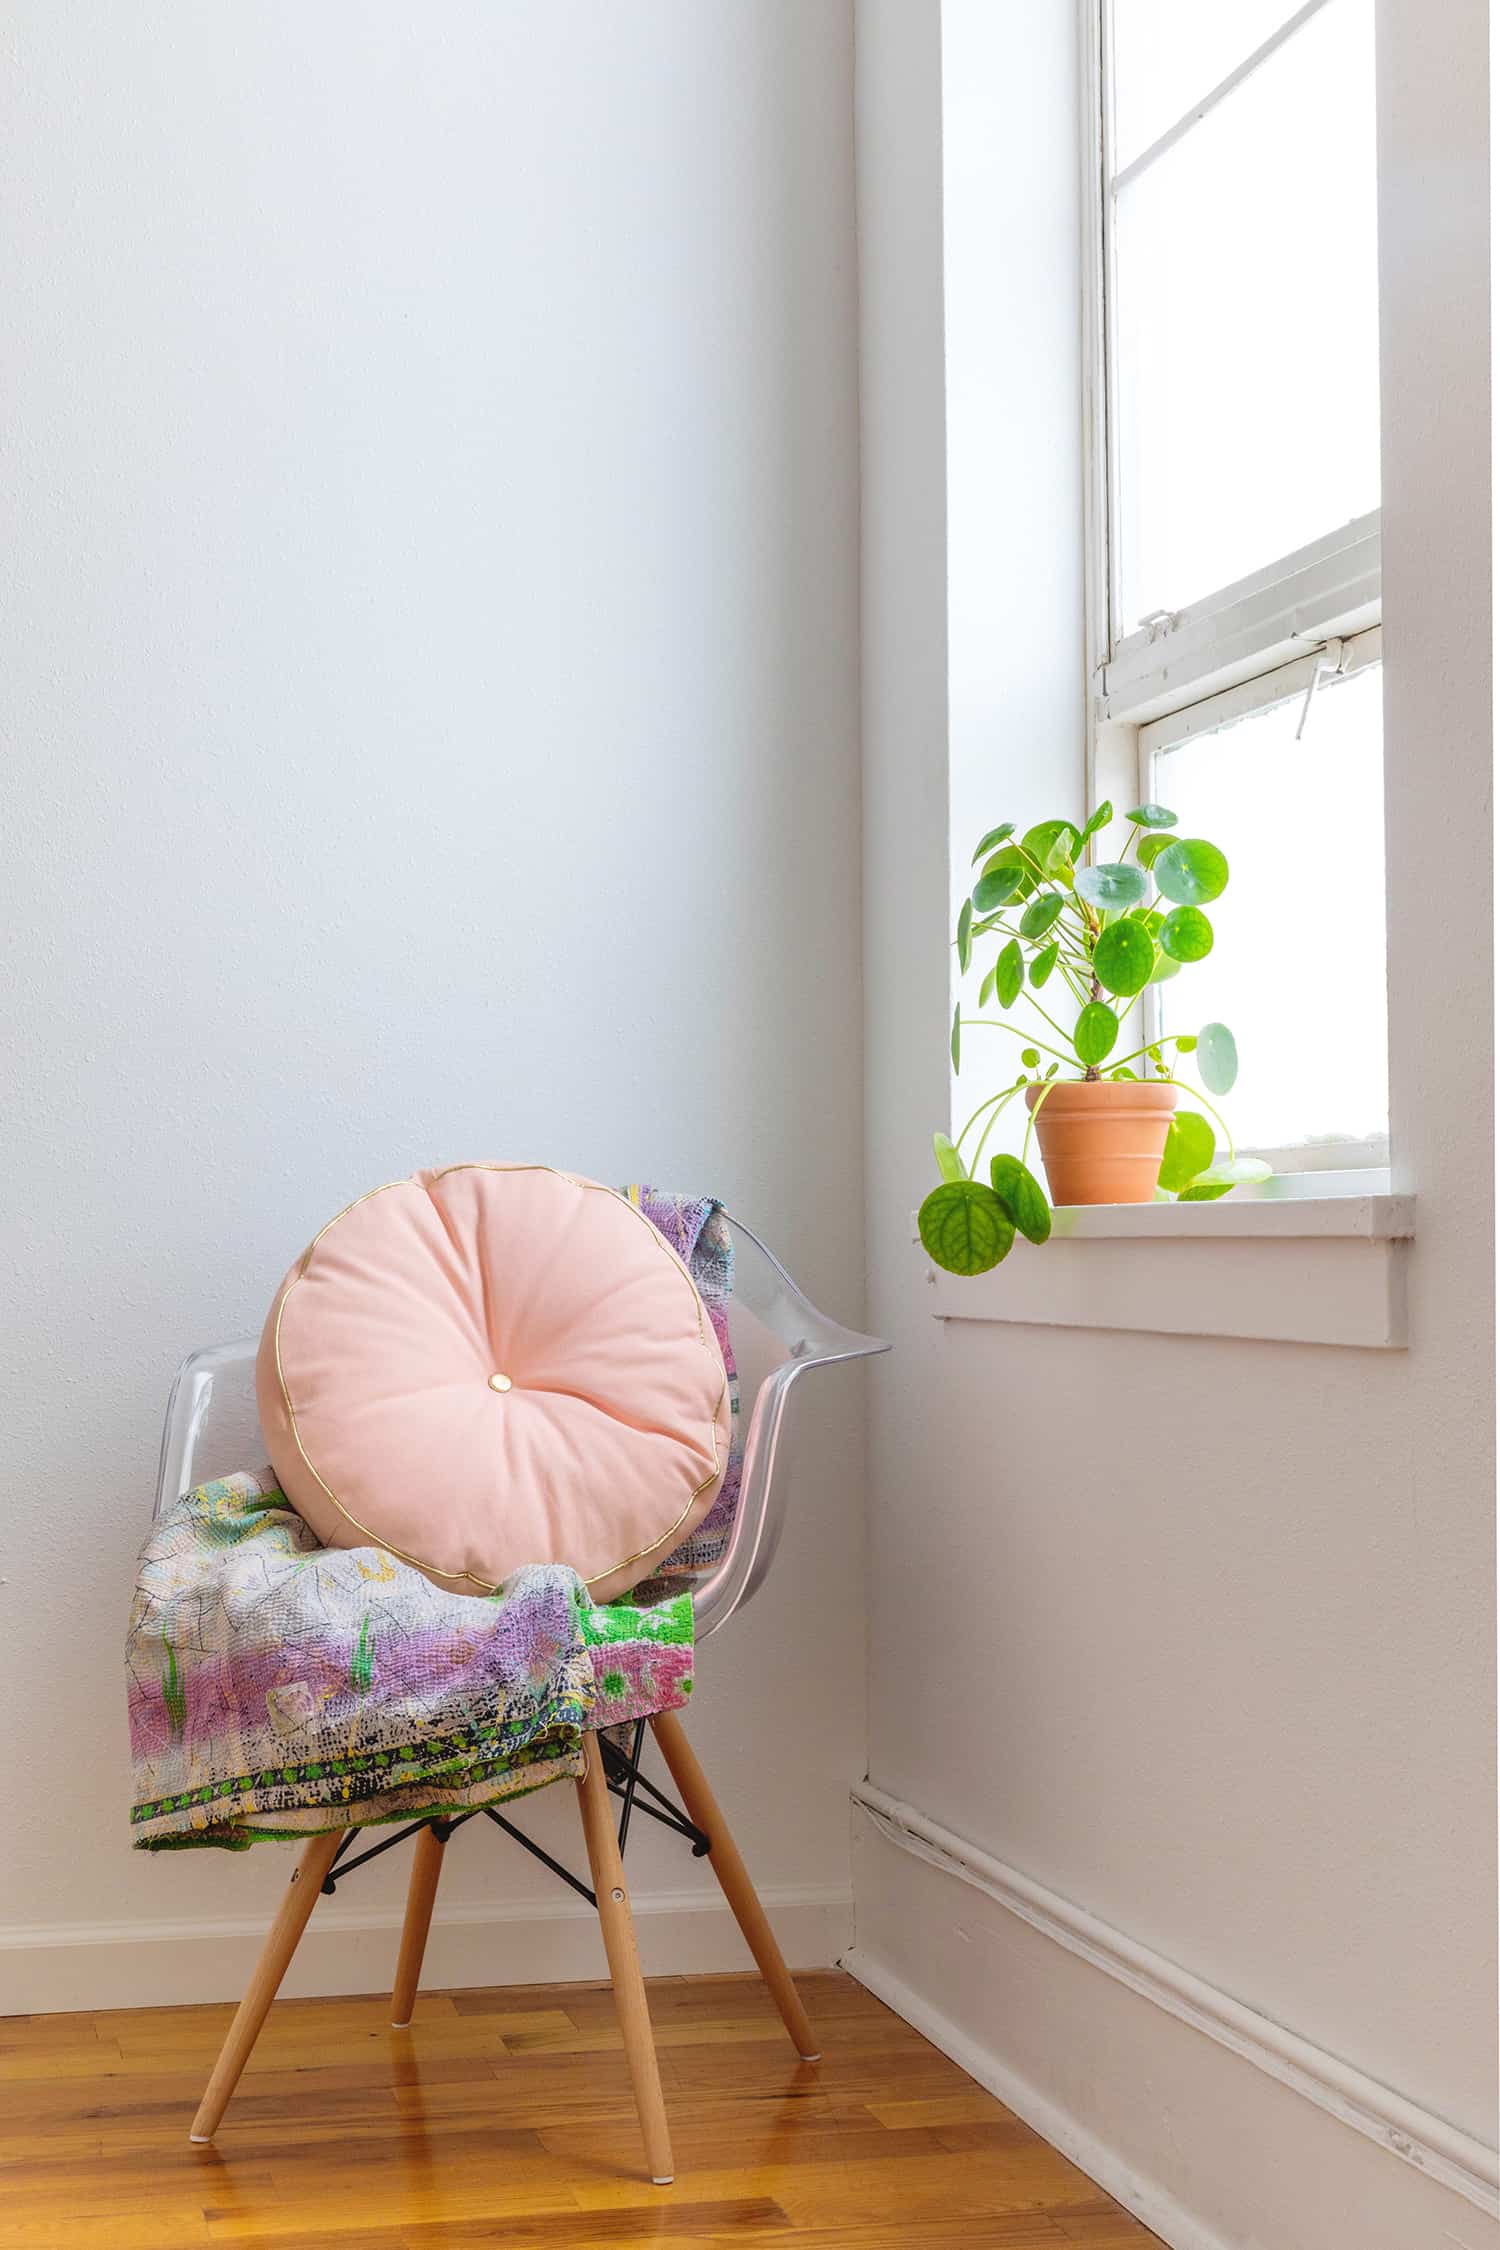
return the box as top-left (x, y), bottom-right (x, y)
top-left (127, 1190), bottom-right (734, 1850)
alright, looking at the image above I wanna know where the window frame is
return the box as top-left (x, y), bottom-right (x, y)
top-left (1080, 0), bottom-right (1386, 1178)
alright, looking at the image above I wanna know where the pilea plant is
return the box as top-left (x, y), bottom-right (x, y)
top-left (919, 800), bottom-right (1270, 1277)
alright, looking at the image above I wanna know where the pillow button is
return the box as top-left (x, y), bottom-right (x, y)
top-left (488, 1372), bottom-right (513, 1394)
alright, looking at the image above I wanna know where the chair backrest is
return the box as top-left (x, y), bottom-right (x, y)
top-left (153, 1211), bottom-right (887, 1642)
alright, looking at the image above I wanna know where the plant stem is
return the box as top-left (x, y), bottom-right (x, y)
top-left (970, 1082), bottom-right (1027, 1176)
top-left (1106, 1035), bottom-right (1179, 1074)
top-left (959, 1019), bottom-right (1075, 1067)
top-left (954, 1084), bottom-right (1014, 1153)
top-left (976, 918), bottom-right (1092, 990)
top-left (990, 909), bottom-right (1090, 966)
top-left (1020, 1074), bottom-right (1060, 1169)
top-left (1157, 1078), bottom-right (1237, 1158)
top-left (1019, 989), bottom-right (1077, 1049)
top-left (1022, 930), bottom-right (1093, 1001)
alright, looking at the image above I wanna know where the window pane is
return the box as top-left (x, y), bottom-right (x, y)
top-left (1149, 664), bottom-right (1387, 1155)
top-left (1112, 0), bottom-right (1305, 172)
top-left (1113, 0), bottom-right (1379, 622)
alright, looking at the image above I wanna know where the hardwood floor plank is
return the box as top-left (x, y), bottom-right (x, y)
top-left (862, 2089), bottom-right (1014, 2128)
top-left (0, 1970), bottom-right (1159, 2248)
top-left (1054, 2210), bottom-right (1164, 2244)
top-left (219, 2201), bottom-right (791, 2249)
top-left (2, 2209), bottom-right (211, 2248)
top-left (573, 2144), bottom-right (1106, 2222)
top-left (0, 2012), bottom-right (109, 2048)
top-left (740, 2223), bottom-right (1070, 2250)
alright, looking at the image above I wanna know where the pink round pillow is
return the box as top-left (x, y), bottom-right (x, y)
top-left (256, 1165), bottom-right (730, 1602)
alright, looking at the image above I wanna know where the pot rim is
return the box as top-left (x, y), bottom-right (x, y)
top-left (1024, 1077), bottom-right (1178, 1112)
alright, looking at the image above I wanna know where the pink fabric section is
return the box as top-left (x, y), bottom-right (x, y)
top-left (256, 1166), bottom-right (730, 1603)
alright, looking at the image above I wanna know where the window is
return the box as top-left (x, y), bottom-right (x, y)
top-left (1140, 641), bottom-right (1387, 1168)
top-left (1089, 0), bottom-right (1387, 1172)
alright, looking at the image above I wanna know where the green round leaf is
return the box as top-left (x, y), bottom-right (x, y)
top-left (1029, 940), bottom-right (1060, 988)
top-left (1154, 838), bottom-right (1229, 905)
top-left (956, 896), bottom-right (974, 973)
top-left (973, 845), bottom-right (1028, 912)
top-left (1147, 949), bottom-right (1181, 984)
top-left (971, 821), bottom-right (1015, 864)
top-left (1073, 1000), bottom-right (1119, 1066)
top-left (951, 1001), bottom-right (962, 1072)
top-left (1020, 1047), bottom-right (1040, 1068)
top-left (972, 870), bottom-right (1021, 914)
top-left (1189, 1156), bottom-right (1273, 1189)
top-left (1174, 1033), bottom-right (1198, 1052)
top-left (1178, 1179), bottom-right (1234, 1202)
top-left (933, 1131), bottom-right (967, 1184)
top-left (978, 964), bottom-right (997, 1008)
top-left (1197, 1019), bottom-right (1238, 1093)
top-left (1157, 1110), bottom-right (1215, 1194)
top-left (1159, 904), bottom-right (1214, 962)
top-left (1126, 803), bottom-right (1178, 829)
top-left (918, 1181), bottom-right (1016, 1275)
top-left (1075, 861), bottom-right (1148, 913)
top-left (1138, 832), bottom-right (1174, 870)
top-left (1092, 918), bottom-right (1155, 997)
top-left (1019, 891), bottom-right (1065, 940)
top-left (990, 1154), bottom-right (1052, 1245)
top-left (1020, 820), bottom-right (1081, 886)
top-left (994, 938), bottom-right (1024, 1007)
top-left (1082, 800), bottom-right (1114, 838)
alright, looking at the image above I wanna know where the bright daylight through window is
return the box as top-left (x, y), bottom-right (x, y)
top-left (1097, 0), bottom-right (1386, 1170)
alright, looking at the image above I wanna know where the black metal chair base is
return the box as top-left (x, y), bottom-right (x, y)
top-left (319, 1718), bottom-right (710, 1906)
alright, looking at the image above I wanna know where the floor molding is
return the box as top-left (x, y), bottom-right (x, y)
top-left (851, 1781), bottom-right (1498, 2220)
top-left (842, 1945), bottom-right (1231, 2250)
top-left (1, 1882), bottom-right (852, 2016)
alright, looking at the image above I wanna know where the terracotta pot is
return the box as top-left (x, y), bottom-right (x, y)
top-left (1025, 1078), bottom-right (1177, 1206)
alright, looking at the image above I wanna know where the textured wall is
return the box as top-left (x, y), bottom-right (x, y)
top-left (856, 0), bottom-right (1494, 2235)
top-left (0, 0), bottom-right (865, 1994)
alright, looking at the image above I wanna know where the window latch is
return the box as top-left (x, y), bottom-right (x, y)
top-left (1294, 637), bottom-right (1346, 740)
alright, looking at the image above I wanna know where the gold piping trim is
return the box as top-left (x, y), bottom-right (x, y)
top-left (272, 1165), bottom-right (728, 1595)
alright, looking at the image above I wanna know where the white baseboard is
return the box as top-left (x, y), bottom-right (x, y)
top-left (2, 1884), bottom-right (851, 2016)
top-left (849, 1786), bottom-right (1500, 2250)
top-left (844, 1945), bottom-right (1229, 2250)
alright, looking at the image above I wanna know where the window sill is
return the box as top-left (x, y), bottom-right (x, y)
top-left (918, 1180), bottom-right (1414, 1349)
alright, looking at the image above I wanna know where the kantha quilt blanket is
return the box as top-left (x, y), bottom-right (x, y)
top-left (127, 1189), bottom-right (737, 1850)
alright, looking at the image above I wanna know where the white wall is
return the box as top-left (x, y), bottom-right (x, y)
top-left (855, 3), bottom-right (1497, 2246)
top-left (0, 0), bottom-right (866, 2008)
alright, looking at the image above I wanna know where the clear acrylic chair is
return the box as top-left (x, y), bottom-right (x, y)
top-left (153, 1213), bottom-right (887, 2184)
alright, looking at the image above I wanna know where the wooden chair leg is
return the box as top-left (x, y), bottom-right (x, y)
top-left (189, 1830), bottom-right (343, 2142)
top-left (575, 1743), bottom-right (675, 2184)
top-left (391, 1822), bottom-right (447, 2027)
top-left (650, 1707), bottom-right (819, 2061)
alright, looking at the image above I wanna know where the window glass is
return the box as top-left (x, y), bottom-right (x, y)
top-left (1111, 0), bottom-right (1305, 170)
top-left (1112, 0), bottom-right (1379, 622)
top-left (1149, 664), bottom-right (1387, 1155)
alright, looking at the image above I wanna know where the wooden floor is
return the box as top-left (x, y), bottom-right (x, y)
top-left (1, 1970), bottom-right (1162, 2248)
